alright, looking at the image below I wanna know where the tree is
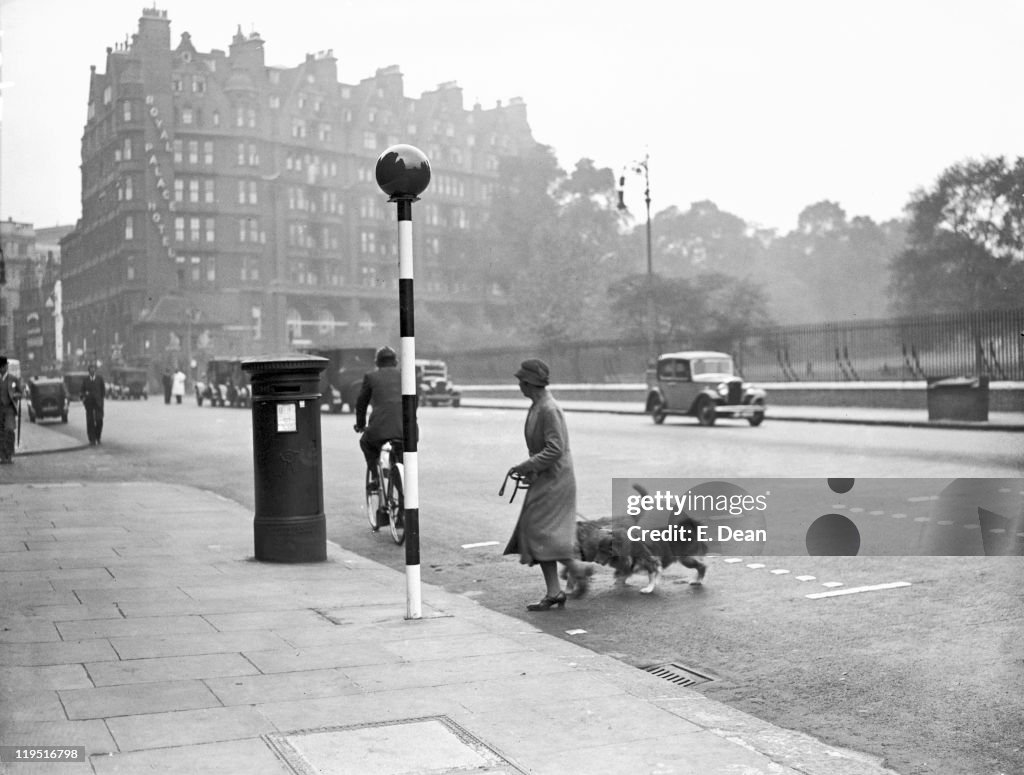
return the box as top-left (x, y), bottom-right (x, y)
top-left (890, 156), bottom-right (1024, 314)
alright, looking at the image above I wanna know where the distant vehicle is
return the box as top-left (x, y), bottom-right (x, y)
top-left (646, 350), bottom-right (766, 426)
top-left (301, 347), bottom-right (375, 413)
top-left (416, 359), bottom-right (461, 407)
top-left (195, 359), bottom-right (251, 407)
top-left (107, 366), bottom-right (149, 400)
top-left (63, 371), bottom-right (90, 402)
top-left (26, 376), bottom-right (69, 423)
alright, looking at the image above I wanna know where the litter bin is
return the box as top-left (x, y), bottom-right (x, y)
top-left (241, 354), bottom-right (329, 562)
top-left (926, 375), bottom-right (990, 422)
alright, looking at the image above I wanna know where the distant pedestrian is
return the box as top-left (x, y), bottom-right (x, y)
top-left (80, 363), bottom-right (105, 446)
top-left (162, 369), bottom-right (173, 404)
top-left (503, 359), bottom-right (587, 610)
top-left (0, 355), bottom-right (22, 463)
top-left (171, 368), bottom-right (186, 405)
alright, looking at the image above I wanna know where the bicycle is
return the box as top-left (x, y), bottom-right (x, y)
top-left (364, 438), bottom-right (405, 545)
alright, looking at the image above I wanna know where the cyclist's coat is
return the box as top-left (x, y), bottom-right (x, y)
top-left (356, 366), bottom-right (403, 444)
top-left (503, 391), bottom-right (577, 564)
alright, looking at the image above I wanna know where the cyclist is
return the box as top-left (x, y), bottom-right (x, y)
top-left (354, 346), bottom-right (403, 489)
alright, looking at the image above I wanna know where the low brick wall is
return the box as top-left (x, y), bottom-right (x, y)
top-left (460, 382), bottom-right (1024, 413)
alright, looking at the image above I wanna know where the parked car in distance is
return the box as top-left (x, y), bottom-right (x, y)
top-left (63, 371), bottom-right (90, 402)
top-left (645, 350), bottom-right (766, 426)
top-left (107, 366), bottom-right (150, 400)
top-left (301, 347), bottom-right (375, 413)
top-left (26, 376), bottom-right (69, 423)
top-left (195, 358), bottom-right (251, 407)
top-left (416, 359), bottom-right (461, 407)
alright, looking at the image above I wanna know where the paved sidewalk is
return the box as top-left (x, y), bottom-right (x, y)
top-left (459, 397), bottom-right (1024, 431)
top-left (0, 473), bottom-right (900, 775)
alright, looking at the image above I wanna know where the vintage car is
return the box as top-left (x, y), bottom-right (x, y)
top-left (107, 366), bottom-right (150, 400)
top-left (645, 350), bottom-right (766, 426)
top-left (301, 347), bottom-right (375, 413)
top-left (416, 359), bottom-right (461, 407)
top-left (26, 376), bottom-right (69, 424)
top-left (63, 371), bottom-right (90, 401)
top-left (195, 358), bottom-right (251, 407)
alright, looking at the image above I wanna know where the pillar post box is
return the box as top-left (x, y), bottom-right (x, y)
top-left (241, 354), bottom-right (329, 562)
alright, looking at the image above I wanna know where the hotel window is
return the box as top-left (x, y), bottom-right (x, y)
top-left (190, 217), bottom-right (201, 242)
top-left (122, 137), bottom-right (132, 161)
top-left (203, 141), bottom-right (213, 165)
top-left (212, 111), bottom-right (220, 127)
top-left (360, 231), bottom-right (376, 254)
top-left (237, 181), bottom-right (246, 205)
top-left (189, 179), bottom-right (199, 203)
top-left (204, 180), bottom-right (215, 204)
top-left (103, 86), bottom-right (112, 104)
top-left (235, 107), bottom-right (245, 128)
top-left (237, 143), bottom-right (246, 166)
top-left (126, 255), bottom-right (135, 281)
top-left (191, 256), bottom-right (201, 282)
top-left (122, 101), bottom-right (132, 122)
top-left (175, 217), bottom-right (186, 242)
top-left (269, 95), bottom-right (280, 109)
top-left (188, 141), bottom-right (199, 164)
top-left (248, 144), bottom-right (259, 166)
top-left (206, 256), bottom-right (216, 282)
top-left (292, 119), bottom-right (306, 139)
top-left (174, 179), bottom-right (184, 202)
top-left (181, 108), bottom-right (194, 125)
top-left (241, 257), bottom-right (260, 282)
top-left (124, 216), bottom-right (134, 240)
top-left (173, 139), bottom-right (183, 164)
top-left (193, 77), bottom-right (206, 94)
top-left (363, 131), bottom-right (376, 150)
top-left (205, 218), bottom-right (215, 242)
top-left (247, 108), bottom-right (256, 128)
top-left (124, 177), bottom-right (133, 201)
top-left (319, 123), bottom-right (332, 142)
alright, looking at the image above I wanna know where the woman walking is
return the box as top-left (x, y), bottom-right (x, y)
top-left (504, 359), bottom-right (584, 611)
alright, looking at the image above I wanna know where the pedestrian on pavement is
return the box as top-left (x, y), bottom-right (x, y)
top-left (353, 346), bottom-right (404, 488)
top-left (80, 363), bottom-right (105, 446)
top-left (162, 369), bottom-right (173, 404)
top-left (171, 368), bottom-right (186, 405)
top-left (0, 355), bottom-right (22, 463)
top-left (503, 358), bottom-right (586, 610)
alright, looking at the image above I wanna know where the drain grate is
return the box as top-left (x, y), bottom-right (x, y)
top-left (643, 662), bottom-right (716, 687)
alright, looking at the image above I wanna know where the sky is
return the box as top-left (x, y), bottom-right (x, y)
top-left (2, 0), bottom-right (1024, 234)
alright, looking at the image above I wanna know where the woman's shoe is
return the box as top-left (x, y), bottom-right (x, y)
top-left (527, 591), bottom-right (566, 611)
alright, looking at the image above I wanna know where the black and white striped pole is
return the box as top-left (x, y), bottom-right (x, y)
top-left (375, 144), bottom-right (430, 620)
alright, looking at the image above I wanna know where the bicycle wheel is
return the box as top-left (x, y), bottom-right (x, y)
top-left (365, 466), bottom-right (382, 531)
top-left (386, 466), bottom-right (405, 545)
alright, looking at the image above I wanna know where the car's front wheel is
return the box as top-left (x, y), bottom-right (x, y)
top-left (651, 399), bottom-right (667, 425)
top-left (748, 401), bottom-right (765, 426)
top-left (695, 397), bottom-right (717, 426)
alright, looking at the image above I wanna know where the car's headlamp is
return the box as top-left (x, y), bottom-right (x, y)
top-left (716, 382), bottom-right (729, 396)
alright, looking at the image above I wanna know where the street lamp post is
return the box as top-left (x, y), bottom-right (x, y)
top-left (375, 143), bottom-right (431, 620)
top-left (618, 153), bottom-right (656, 364)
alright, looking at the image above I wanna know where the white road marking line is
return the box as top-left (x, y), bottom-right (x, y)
top-left (747, 563), bottom-right (766, 569)
top-left (914, 517), bottom-right (930, 522)
top-left (795, 575), bottom-right (816, 581)
top-left (806, 581), bottom-right (912, 599)
top-left (723, 558), bottom-right (744, 563)
top-left (565, 629), bottom-right (587, 635)
top-left (461, 541), bottom-right (500, 549)
top-left (892, 513), bottom-right (907, 519)
top-left (937, 520), bottom-right (954, 525)
top-left (850, 507), bottom-right (865, 513)
top-left (822, 582), bottom-right (844, 588)
top-left (771, 569), bottom-right (790, 575)
top-left (869, 510), bottom-right (885, 515)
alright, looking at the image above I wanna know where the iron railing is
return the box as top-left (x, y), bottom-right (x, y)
top-left (432, 309), bottom-right (1024, 384)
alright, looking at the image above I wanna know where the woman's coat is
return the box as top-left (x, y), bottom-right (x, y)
top-left (504, 391), bottom-right (577, 564)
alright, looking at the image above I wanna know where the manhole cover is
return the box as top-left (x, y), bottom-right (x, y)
top-left (264, 715), bottom-right (527, 775)
top-left (643, 662), bottom-right (717, 687)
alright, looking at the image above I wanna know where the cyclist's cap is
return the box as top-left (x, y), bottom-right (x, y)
top-left (375, 346), bottom-right (397, 366)
top-left (514, 359), bottom-right (549, 387)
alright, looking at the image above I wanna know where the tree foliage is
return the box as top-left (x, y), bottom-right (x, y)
top-left (890, 156), bottom-right (1024, 314)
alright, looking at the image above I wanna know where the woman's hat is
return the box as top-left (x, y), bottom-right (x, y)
top-left (514, 359), bottom-right (550, 387)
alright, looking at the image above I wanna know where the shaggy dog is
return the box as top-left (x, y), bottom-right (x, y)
top-left (565, 487), bottom-right (707, 596)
